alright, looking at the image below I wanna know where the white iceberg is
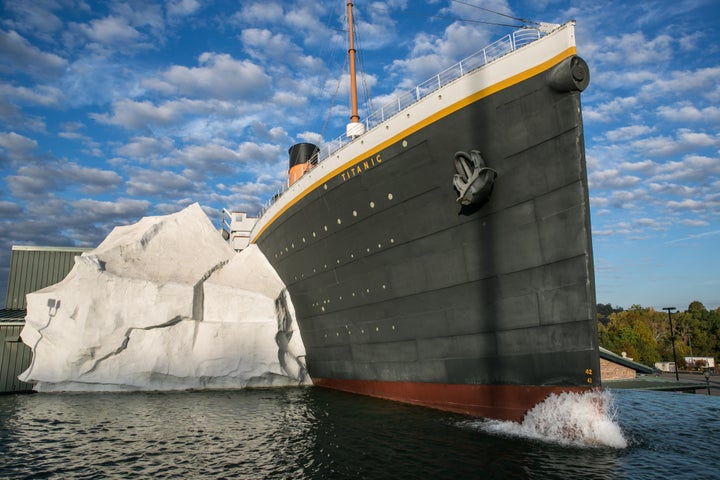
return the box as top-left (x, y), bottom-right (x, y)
top-left (19, 203), bottom-right (309, 391)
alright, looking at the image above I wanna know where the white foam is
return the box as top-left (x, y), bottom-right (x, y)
top-left (463, 389), bottom-right (627, 449)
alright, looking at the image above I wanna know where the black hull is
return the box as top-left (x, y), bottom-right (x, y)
top-left (254, 39), bottom-right (598, 420)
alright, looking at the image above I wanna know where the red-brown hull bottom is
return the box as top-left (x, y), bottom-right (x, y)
top-left (312, 378), bottom-right (597, 422)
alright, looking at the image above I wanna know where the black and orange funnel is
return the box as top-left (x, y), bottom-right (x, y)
top-left (288, 143), bottom-right (319, 186)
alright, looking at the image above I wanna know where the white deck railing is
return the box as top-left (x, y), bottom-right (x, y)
top-left (260, 27), bottom-right (543, 215)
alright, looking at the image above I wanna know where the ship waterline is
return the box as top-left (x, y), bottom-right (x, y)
top-left (250, 21), bottom-right (598, 421)
top-left (313, 379), bottom-right (595, 422)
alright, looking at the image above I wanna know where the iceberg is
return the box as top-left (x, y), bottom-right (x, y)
top-left (19, 203), bottom-right (309, 391)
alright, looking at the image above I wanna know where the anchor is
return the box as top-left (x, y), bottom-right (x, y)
top-left (452, 150), bottom-right (497, 212)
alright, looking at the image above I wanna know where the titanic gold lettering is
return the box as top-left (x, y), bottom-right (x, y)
top-left (339, 153), bottom-right (383, 182)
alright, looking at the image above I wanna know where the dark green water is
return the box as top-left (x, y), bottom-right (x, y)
top-left (0, 387), bottom-right (718, 479)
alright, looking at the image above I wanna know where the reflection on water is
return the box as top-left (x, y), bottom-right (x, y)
top-left (1, 388), bottom-right (718, 479)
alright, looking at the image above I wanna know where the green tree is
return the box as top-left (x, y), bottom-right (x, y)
top-left (598, 301), bottom-right (720, 370)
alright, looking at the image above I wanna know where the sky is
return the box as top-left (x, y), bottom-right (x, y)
top-left (0, 0), bottom-right (718, 311)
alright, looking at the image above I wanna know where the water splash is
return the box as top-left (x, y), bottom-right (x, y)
top-left (465, 389), bottom-right (627, 448)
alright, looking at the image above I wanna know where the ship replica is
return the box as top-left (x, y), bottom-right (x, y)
top-left (249, 3), bottom-right (599, 422)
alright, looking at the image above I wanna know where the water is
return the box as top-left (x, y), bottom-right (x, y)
top-left (1, 387), bottom-right (718, 479)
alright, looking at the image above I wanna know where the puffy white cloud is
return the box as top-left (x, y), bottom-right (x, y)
top-left (0, 131), bottom-right (38, 163)
top-left (589, 169), bottom-right (642, 189)
top-left (666, 198), bottom-right (705, 211)
top-left (656, 104), bottom-right (720, 123)
top-left (167, 0), bottom-right (202, 18)
top-left (7, 160), bottom-right (122, 198)
top-left (388, 21), bottom-right (492, 86)
top-left (233, 2), bottom-right (285, 24)
top-left (91, 98), bottom-right (238, 130)
top-left (0, 83), bottom-right (64, 107)
top-left (76, 16), bottom-right (142, 46)
top-left (0, 29), bottom-right (67, 80)
top-left (70, 198), bottom-right (151, 222)
top-left (584, 96), bottom-right (639, 123)
top-left (126, 169), bottom-right (193, 196)
top-left (115, 136), bottom-right (175, 159)
top-left (604, 125), bottom-right (655, 142)
top-left (594, 32), bottom-right (673, 66)
top-left (144, 53), bottom-right (272, 100)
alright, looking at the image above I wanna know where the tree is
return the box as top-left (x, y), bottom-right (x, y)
top-left (597, 303), bottom-right (624, 325)
top-left (597, 301), bottom-right (720, 369)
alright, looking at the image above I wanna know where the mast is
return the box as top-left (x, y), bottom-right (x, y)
top-left (346, 1), bottom-right (365, 138)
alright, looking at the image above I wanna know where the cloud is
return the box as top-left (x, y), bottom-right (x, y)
top-left (0, 83), bottom-right (64, 107)
top-left (388, 21), bottom-right (493, 86)
top-left (0, 201), bottom-right (23, 216)
top-left (7, 160), bottom-right (122, 199)
top-left (70, 198), bottom-right (151, 224)
top-left (60, 56), bottom-right (144, 107)
top-left (0, 131), bottom-right (38, 163)
top-left (657, 104), bottom-right (720, 123)
top-left (584, 96), bottom-right (639, 123)
top-left (0, 29), bottom-right (67, 80)
top-left (76, 16), bottom-right (142, 45)
top-left (126, 169), bottom-right (193, 196)
top-left (640, 66), bottom-right (720, 99)
top-left (115, 136), bottom-right (175, 159)
top-left (233, 2), bottom-right (285, 24)
top-left (145, 53), bottom-right (271, 100)
top-left (629, 129), bottom-right (719, 157)
top-left (2, 1), bottom-right (64, 40)
top-left (650, 154), bottom-right (720, 183)
top-left (679, 218), bottom-right (710, 227)
top-left (588, 169), bottom-right (642, 189)
top-left (166, 0), bottom-right (202, 18)
top-left (666, 198), bottom-right (706, 212)
top-left (594, 32), bottom-right (673, 66)
top-left (604, 125), bottom-right (655, 142)
top-left (91, 98), bottom-right (231, 130)
top-left (240, 28), bottom-right (321, 70)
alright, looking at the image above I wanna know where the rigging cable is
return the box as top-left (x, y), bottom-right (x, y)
top-left (448, 0), bottom-right (536, 26)
top-left (321, 54), bottom-right (347, 140)
top-left (319, 3), bottom-right (348, 140)
top-left (365, 4), bottom-right (523, 28)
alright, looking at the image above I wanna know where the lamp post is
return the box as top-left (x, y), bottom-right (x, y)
top-left (663, 307), bottom-right (679, 381)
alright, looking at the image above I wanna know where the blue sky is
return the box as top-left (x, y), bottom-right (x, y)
top-left (1, 0), bottom-right (718, 311)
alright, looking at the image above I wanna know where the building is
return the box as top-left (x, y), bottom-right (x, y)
top-left (1, 245), bottom-right (88, 393)
top-left (684, 357), bottom-right (715, 370)
top-left (221, 210), bottom-right (258, 251)
top-left (599, 347), bottom-right (653, 381)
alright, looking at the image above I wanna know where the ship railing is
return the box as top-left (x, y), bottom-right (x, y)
top-left (258, 27), bottom-right (542, 217)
